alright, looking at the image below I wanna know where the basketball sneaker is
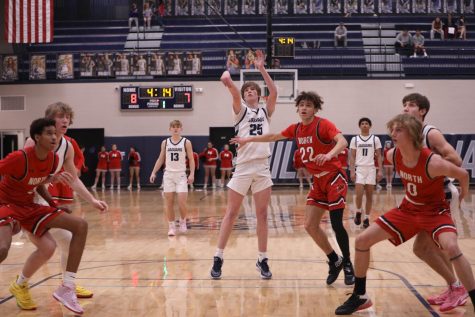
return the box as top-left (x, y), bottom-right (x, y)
top-left (427, 287), bottom-right (451, 305)
top-left (76, 285), bottom-right (93, 298)
top-left (335, 293), bottom-right (373, 315)
top-left (137, 184), bottom-right (141, 190)
top-left (179, 219), bottom-right (187, 233)
top-left (363, 218), bottom-right (370, 229)
top-left (354, 212), bottom-right (362, 225)
top-left (343, 261), bottom-right (355, 285)
top-left (53, 284), bottom-right (84, 315)
top-left (9, 278), bottom-right (37, 310)
top-left (210, 256), bottom-right (223, 279)
top-left (327, 256), bottom-right (344, 285)
top-left (256, 258), bottom-right (272, 279)
top-left (439, 285), bottom-right (469, 312)
top-left (127, 185), bottom-right (132, 191)
top-left (168, 223), bottom-right (176, 236)
top-left (91, 185), bottom-right (97, 191)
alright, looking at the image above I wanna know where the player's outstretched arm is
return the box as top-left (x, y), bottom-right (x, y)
top-left (220, 70), bottom-right (242, 114)
top-left (230, 133), bottom-right (286, 147)
top-left (427, 154), bottom-right (469, 201)
top-left (254, 50), bottom-right (277, 116)
top-left (64, 146), bottom-right (108, 212)
top-left (428, 129), bottom-right (462, 167)
top-left (150, 140), bottom-right (166, 183)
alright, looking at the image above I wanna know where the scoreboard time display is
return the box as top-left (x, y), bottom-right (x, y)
top-left (120, 85), bottom-right (193, 110)
top-left (274, 37), bottom-right (295, 58)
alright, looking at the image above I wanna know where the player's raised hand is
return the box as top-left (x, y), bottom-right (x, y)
top-left (254, 50), bottom-right (265, 69)
top-left (220, 70), bottom-right (232, 87)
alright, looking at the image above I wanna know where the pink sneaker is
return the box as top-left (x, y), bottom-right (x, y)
top-left (179, 219), bottom-right (187, 233)
top-left (53, 284), bottom-right (84, 315)
top-left (168, 224), bottom-right (176, 236)
top-left (439, 285), bottom-right (469, 312)
top-left (427, 287), bottom-right (450, 305)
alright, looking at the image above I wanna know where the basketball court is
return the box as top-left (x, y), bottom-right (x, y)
top-left (1, 186), bottom-right (474, 316)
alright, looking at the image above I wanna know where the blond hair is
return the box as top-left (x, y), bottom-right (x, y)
top-left (45, 102), bottom-right (74, 125)
top-left (169, 120), bottom-right (182, 128)
top-left (386, 114), bottom-right (423, 149)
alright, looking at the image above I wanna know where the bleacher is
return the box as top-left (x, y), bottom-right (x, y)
top-left (8, 13), bottom-right (475, 80)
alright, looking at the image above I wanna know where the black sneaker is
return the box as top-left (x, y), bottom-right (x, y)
top-left (363, 218), bottom-right (370, 228)
top-left (335, 293), bottom-right (373, 315)
top-left (343, 261), bottom-right (355, 285)
top-left (354, 212), bottom-right (362, 225)
top-left (210, 256), bottom-right (223, 279)
top-left (326, 256), bottom-right (343, 285)
top-left (256, 258), bottom-right (272, 279)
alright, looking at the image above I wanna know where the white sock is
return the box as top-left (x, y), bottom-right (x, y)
top-left (169, 221), bottom-right (175, 227)
top-left (364, 214), bottom-right (369, 220)
top-left (356, 208), bottom-right (362, 213)
top-left (17, 273), bottom-right (30, 285)
top-left (63, 271), bottom-right (76, 288)
top-left (258, 252), bottom-right (267, 262)
top-left (215, 248), bottom-right (224, 259)
top-left (452, 280), bottom-right (462, 287)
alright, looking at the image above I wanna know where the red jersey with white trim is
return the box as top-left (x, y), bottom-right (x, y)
top-left (281, 116), bottom-right (342, 174)
top-left (200, 148), bottom-right (218, 166)
top-left (383, 147), bottom-right (392, 166)
top-left (220, 150), bottom-right (234, 169)
top-left (128, 151), bottom-right (141, 167)
top-left (395, 147), bottom-right (445, 207)
top-left (108, 150), bottom-right (122, 169)
top-left (293, 149), bottom-right (304, 169)
top-left (0, 147), bottom-right (58, 205)
top-left (97, 151), bottom-right (108, 170)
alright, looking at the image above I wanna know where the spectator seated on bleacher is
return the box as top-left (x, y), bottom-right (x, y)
top-left (143, 3), bottom-right (153, 30)
top-left (444, 13), bottom-right (458, 39)
top-left (431, 16), bottom-right (444, 40)
top-left (395, 29), bottom-right (413, 57)
top-left (457, 15), bottom-right (467, 40)
top-left (128, 3), bottom-right (139, 30)
top-left (334, 22), bottom-right (348, 47)
top-left (412, 29), bottom-right (428, 58)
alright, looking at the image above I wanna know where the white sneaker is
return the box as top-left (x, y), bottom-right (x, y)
top-left (212, 184), bottom-right (216, 189)
top-left (299, 183), bottom-right (304, 188)
top-left (203, 185), bottom-right (207, 190)
top-left (137, 184), bottom-right (141, 189)
top-left (91, 185), bottom-right (97, 190)
top-left (179, 219), bottom-right (187, 233)
top-left (110, 186), bottom-right (114, 190)
top-left (168, 224), bottom-right (176, 236)
top-left (127, 185), bottom-right (132, 191)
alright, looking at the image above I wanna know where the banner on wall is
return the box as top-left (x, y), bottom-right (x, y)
top-left (413, 0), bottom-right (428, 12)
top-left (96, 53), bottom-right (114, 77)
top-left (379, 0), bottom-right (394, 12)
top-left (166, 52), bottom-right (184, 75)
top-left (295, 0), bottom-right (309, 13)
top-left (176, 0), bottom-right (190, 15)
top-left (430, 0), bottom-right (444, 12)
top-left (445, 0), bottom-right (458, 12)
top-left (1, 55), bottom-right (18, 81)
top-left (56, 54), bottom-right (74, 80)
top-left (328, 0), bottom-right (342, 13)
top-left (242, 0), bottom-right (256, 14)
top-left (310, 0), bottom-right (325, 12)
top-left (225, 0), bottom-right (239, 14)
top-left (191, 0), bottom-right (205, 14)
top-left (269, 135), bottom-right (475, 184)
top-left (150, 52), bottom-right (166, 75)
top-left (80, 53), bottom-right (97, 77)
top-left (29, 54), bottom-right (46, 80)
top-left (275, 0), bottom-right (289, 14)
top-left (462, 0), bottom-right (474, 12)
top-left (184, 51), bottom-right (202, 75)
top-left (114, 53), bottom-right (130, 76)
top-left (397, 0), bottom-right (411, 13)
top-left (362, 0), bottom-right (375, 13)
top-left (345, 0), bottom-right (359, 13)
top-left (131, 53), bottom-right (149, 76)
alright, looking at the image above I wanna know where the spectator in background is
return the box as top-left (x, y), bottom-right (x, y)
top-left (200, 142), bottom-right (219, 189)
top-left (444, 13), bottom-right (457, 39)
top-left (108, 144), bottom-right (122, 190)
top-left (394, 29), bottom-right (413, 57)
top-left (92, 146), bottom-right (108, 190)
top-left (457, 15), bottom-right (467, 40)
top-left (219, 144), bottom-right (234, 188)
top-left (143, 3), bottom-right (153, 30)
top-left (127, 147), bottom-right (141, 190)
top-left (129, 3), bottom-right (139, 30)
top-left (334, 22), bottom-right (348, 47)
top-left (431, 16), bottom-right (444, 39)
top-left (412, 29), bottom-right (428, 57)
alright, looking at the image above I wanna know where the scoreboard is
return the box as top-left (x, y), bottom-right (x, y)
top-left (274, 37), bottom-right (295, 58)
top-left (120, 85), bottom-right (193, 110)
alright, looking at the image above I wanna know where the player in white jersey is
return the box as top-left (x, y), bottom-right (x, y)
top-left (210, 50), bottom-right (277, 280)
top-left (349, 117), bottom-right (382, 228)
top-left (150, 120), bottom-right (195, 236)
top-left (9, 102), bottom-right (108, 314)
top-left (402, 93), bottom-right (468, 311)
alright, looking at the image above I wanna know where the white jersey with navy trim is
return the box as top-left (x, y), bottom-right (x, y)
top-left (422, 124), bottom-right (438, 149)
top-left (350, 134), bottom-right (381, 167)
top-left (234, 103), bottom-right (271, 165)
top-left (165, 137), bottom-right (187, 172)
top-left (53, 136), bottom-right (71, 174)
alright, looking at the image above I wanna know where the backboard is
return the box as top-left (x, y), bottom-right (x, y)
top-left (240, 69), bottom-right (298, 103)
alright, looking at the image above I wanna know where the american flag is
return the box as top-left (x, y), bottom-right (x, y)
top-left (4, 0), bottom-right (54, 43)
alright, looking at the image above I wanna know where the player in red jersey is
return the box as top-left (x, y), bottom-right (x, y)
top-left (231, 91), bottom-right (355, 285)
top-left (127, 146), bottom-right (141, 190)
top-left (335, 114), bottom-right (475, 315)
top-left (219, 144), bottom-right (234, 188)
top-left (200, 142), bottom-right (219, 189)
top-left (402, 93), bottom-right (468, 310)
top-left (91, 145), bottom-right (108, 190)
top-left (108, 144), bottom-right (122, 189)
top-left (9, 103), bottom-right (108, 311)
top-left (293, 149), bottom-right (312, 188)
top-left (0, 118), bottom-right (92, 314)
